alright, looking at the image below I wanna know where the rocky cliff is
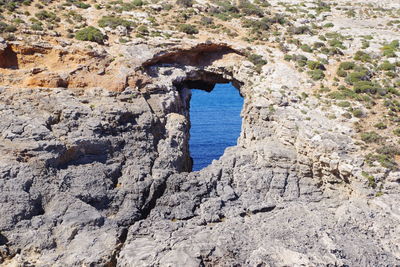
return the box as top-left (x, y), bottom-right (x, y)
top-left (0, 0), bottom-right (400, 266)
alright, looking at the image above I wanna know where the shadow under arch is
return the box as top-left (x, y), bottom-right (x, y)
top-left (0, 45), bottom-right (19, 69)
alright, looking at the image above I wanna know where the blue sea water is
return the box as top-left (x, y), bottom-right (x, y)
top-left (189, 83), bottom-right (244, 171)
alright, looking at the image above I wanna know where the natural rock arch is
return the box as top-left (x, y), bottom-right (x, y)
top-left (140, 43), bottom-right (248, 172)
top-left (1, 41), bottom-right (398, 266)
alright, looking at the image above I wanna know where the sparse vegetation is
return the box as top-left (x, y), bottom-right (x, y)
top-left (98, 16), bottom-right (133, 30)
top-left (75, 26), bottom-right (106, 44)
top-left (362, 171), bottom-right (376, 188)
top-left (374, 122), bottom-right (387, 129)
top-left (238, 0), bottom-right (264, 17)
top-left (247, 53), bottom-right (267, 73)
top-left (308, 69), bottom-right (325, 80)
top-left (176, 0), bottom-right (194, 8)
top-left (381, 40), bottom-right (399, 58)
top-left (360, 132), bottom-right (382, 143)
top-left (178, 24), bottom-right (199, 34)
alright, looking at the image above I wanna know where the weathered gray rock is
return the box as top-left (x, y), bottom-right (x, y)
top-left (0, 41), bottom-right (399, 266)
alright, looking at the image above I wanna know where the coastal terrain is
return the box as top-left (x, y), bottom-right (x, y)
top-left (0, 0), bottom-right (400, 265)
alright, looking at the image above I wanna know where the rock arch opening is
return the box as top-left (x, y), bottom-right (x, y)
top-left (141, 42), bottom-right (247, 172)
top-left (167, 70), bottom-right (245, 172)
top-left (188, 82), bottom-right (243, 171)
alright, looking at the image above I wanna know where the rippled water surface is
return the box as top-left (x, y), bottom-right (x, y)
top-left (189, 83), bottom-right (243, 171)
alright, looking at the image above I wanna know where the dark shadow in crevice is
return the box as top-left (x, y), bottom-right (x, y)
top-left (140, 178), bottom-right (167, 220)
top-left (0, 45), bottom-right (19, 69)
top-left (0, 233), bottom-right (8, 246)
top-left (173, 70), bottom-right (244, 95)
top-left (56, 154), bottom-right (108, 170)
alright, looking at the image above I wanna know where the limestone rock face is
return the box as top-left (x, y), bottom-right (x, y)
top-left (0, 41), bottom-right (399, 266)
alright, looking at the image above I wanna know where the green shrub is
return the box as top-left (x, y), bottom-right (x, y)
top-left (136, 25), bottom-right (148, 35)
top-left (336, 69), bottom-right (347, 77)
top-left (354, 50), bottom-right (372, 62)
top-left (362, 171), bottom-right (376, 188)
top-left (328, 39), bottom-right (345, 49)
top-left (216, 0), bottom-right (240, 13)
top-left (268, 14), bottom-right (286, 25)
top-left (379, 61), bottom-right (396, 71)
top-left (214, 13), bottom-right (231, 21)
top-left (248, 53), bottom-right (267, 65)
top-left (200, 16), bottom-right (214, 26)
top-left (394, 128), bottom-right (400, 136)
top-left (336, 101), bottom-right (351, 108)
top-left (324, 47), bottom-right (343, 56)
top-left (328, 88), bottom-right (362, 100)
top-left (307, 61), bottom-right (325, 70)
top-left (178, 24), bottom-right (198, 34)
top-left (292, 54), bottom-right (308, 67)
top-left (345, 70), bottom-right (369, 85)
top-left (361, 40), bottom-right (370, 49)
top-left (284, 54), bottom-right (293, 61)
top-left (352, 108), bottom-right (364, 118)
top-left (315, 0), bottom-right (331, 13)
top-left (254, 0), bottom-right (270, 7)
top-left (376, 145), bottom-right (400, 156)
top-left (248, 53), bottom-right (267, 72)
top-left (374, 122), bottom-right (387, 129)
top-left (288, 25), bottom-right (311, 34)
top-left (367, 145), bottom-right (400, 170)
top-left (391, 40), bottom-right (399, 48)
top-left (389, 86), bottom-right (400, 95)
top-left (65, 11), bottom-right (84, 23)
top-left (238, 0), bottom-right (264, 17)
top-left (313, 42), bottom-right (325, 49)
top-left (386, 71), bottom-right (397, 78)
top-left (98, 16), bottom-right (133, 29)
top-left (73, 1), bottom-right (90, 9)
top-left (366, 153), bottom-right (398, 170)
top-left (35, 10), bottom-right (59, 22)
top-left (31, 23), bottom-right (43, 31)
top-left (381, 40), bottom-right (399, 58)
top-left (132, 0), bottom-right (144, 6)
top-left (339, 61), bottom-right (355, 70)
top-left (308, 69), bottom-right (325, 80)
top-left (242, 17), bottom-right (272, 32)
top-left (12, 18), bottom-right (24, 24)
top-left (0, 22), bottom-right (17, 33)
top-left (0, 0), bottom-right (31, 11)
top-left (75, 26), bottom-right (106, 44)
top-left (300, 44), bottom-right (313, 53)
top-left (377, 87), bottom-right (388, 96)
top-left (4, 24), bottom-right (17, 32)
top-left (353, 81), bottom-right (380, 94)
top-left (176, 0), bottom-right (193, 7)
top-left (323, 22), bottom-right (334, 28)
top-left (361, 131), bottom-right (382, 143)
top-left (208, 3), bottom-right (238, 21)
top-left (319, 86), bottom-right (330, 93)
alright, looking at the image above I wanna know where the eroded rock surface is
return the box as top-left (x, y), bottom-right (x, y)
top-left (0, 40), bottom-right (399, 266)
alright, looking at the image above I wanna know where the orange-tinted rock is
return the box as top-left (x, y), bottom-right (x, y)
top-left (25, 72), bottom-right (67, 88)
